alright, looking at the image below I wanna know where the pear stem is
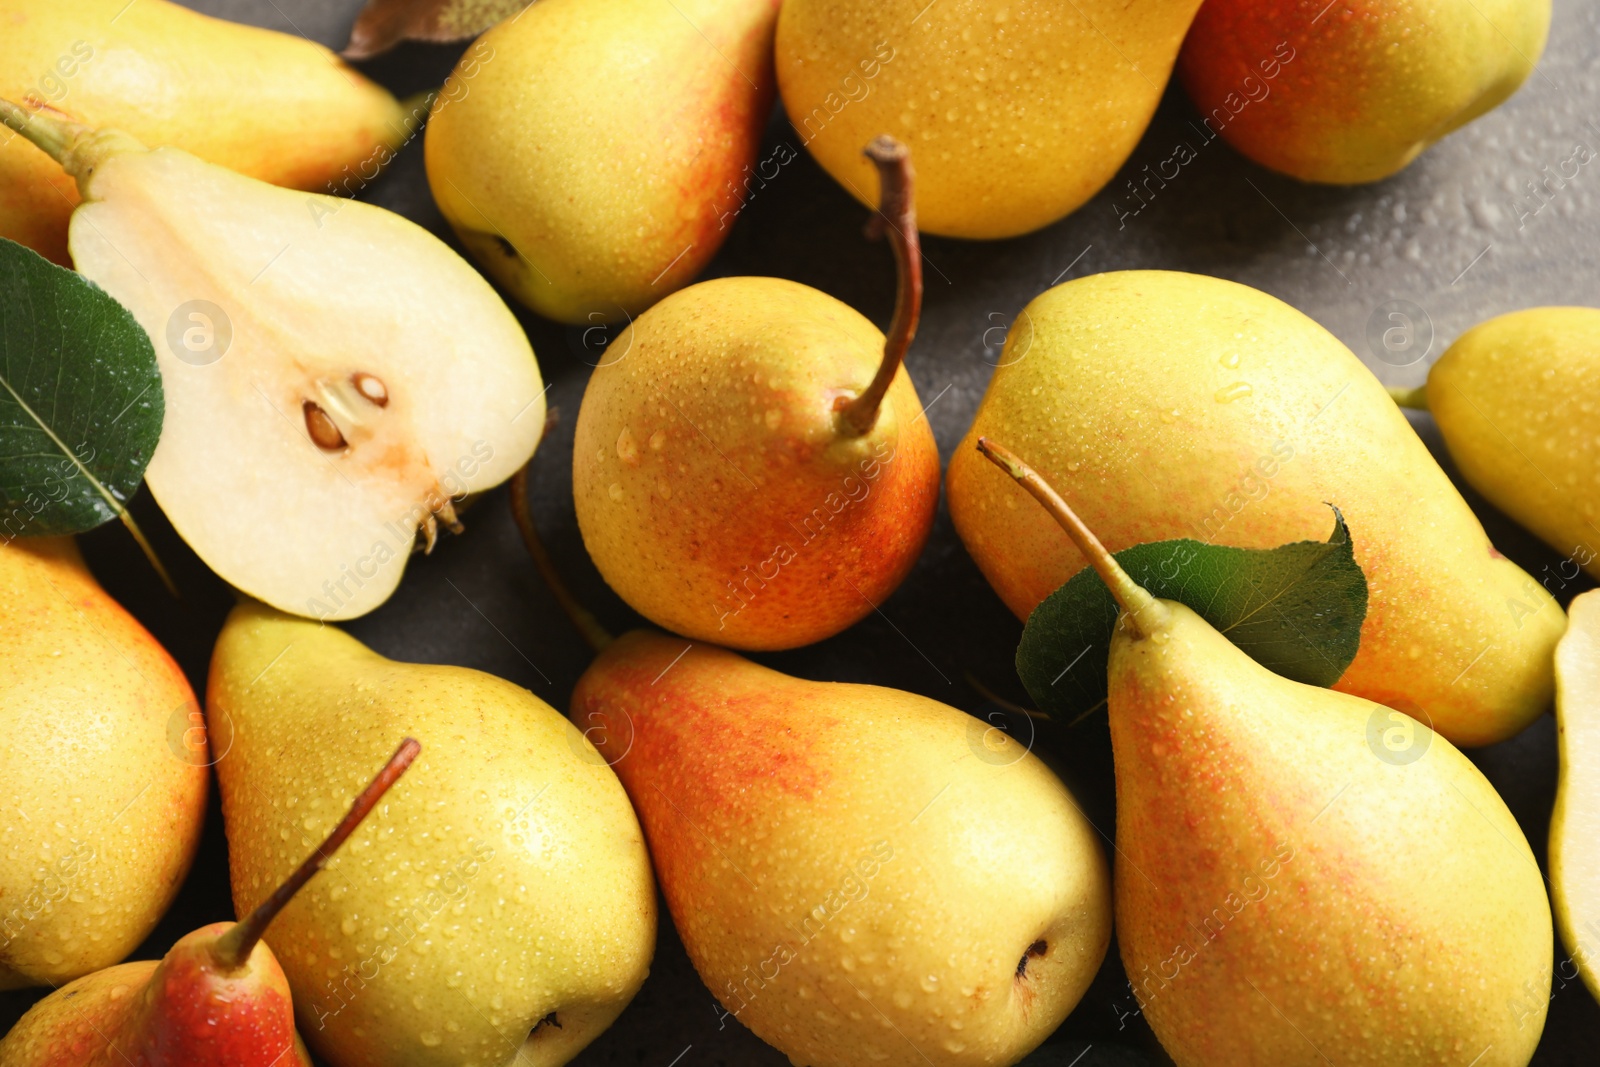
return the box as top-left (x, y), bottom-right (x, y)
top-left (509, 463), bottom-right (614, 654)
top-left (974, 438), bottom-right (1167, 638)
top-left (212, 738), bottom-right (420, 972)
top-left (0, 98), bottom-right (82, 167)
top-left (1387, 384), bottom-right (1429, 411)
top-left (836, 136), bottom-right (921, 437)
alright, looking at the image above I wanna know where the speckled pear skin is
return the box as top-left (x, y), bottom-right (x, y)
top-left (775, 0), bottom-right (1206, 239)
top-left (208, 604), bottom-right (656, 1067)
top-left (1111, 600), bottom-right (1551, 1066)
top-left (572, 276), bottom-right (940, 651)
top-left (0, 538), bottom-right (207, 991)
top-left (0, 928), bottom-right (314, 1066)
top-left (572, 630), bottom-right (1112, 1067)
top-left (1179, 0), bottom-right (1550, 185)
top-left (0, 0), bottom-right (410, 264)
top-left (1426, 306), bottom-right (1600, 578)
top-left (946, 270), bottom-right (1564, 747)
top-left (424, 0), bottom-right (782, 324)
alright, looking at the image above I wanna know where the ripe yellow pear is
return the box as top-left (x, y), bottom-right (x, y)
top-left (209, 604), bottom-right (656, 1067)
top-left (0, 538), bottom-right (207, 990)
top-left (572, 629), bottom-right (1111, 1067)
top-left (572, 139), bottom-right (939, 650)
top-left (425, 0), bottom-right (782, 324)
top-left (1396, 306), bottom-right (1600, 580)
top-left (0, 0), bottom-right (410, 264)
top-left (1552, 588), bottom-right (1600, 1002)
top-left (947, 271), bottom-right (1563, 747)
top-left (1179, 0), bottom-right (1550, 184)
top-left (571, 275), bottom-right (939, 648)
top-left (775, 0), bottom-right (1205, 238)
top-left (976, 439), bottom-right (1552, 1067)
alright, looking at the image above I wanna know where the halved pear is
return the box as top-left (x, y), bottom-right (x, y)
top-left (2, 106), bottom-right (546, 619)
top-left (1553, 589), bottom-right (1600, 1001)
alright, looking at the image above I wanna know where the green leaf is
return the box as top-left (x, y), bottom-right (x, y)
top-left (0, 236), bottom-right (163, 538)
top-left (1017, 510), bottom-right (1368, 722)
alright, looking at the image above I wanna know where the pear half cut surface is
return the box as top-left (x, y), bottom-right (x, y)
top-left (5, 108), bottom-right (546, 619)
top-left (1553, 588), bottom-right (1600, 1002)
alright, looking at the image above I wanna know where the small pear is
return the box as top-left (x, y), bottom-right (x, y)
top-left (425, 0), bottom-right (782, 323)
top-left (947, 270), bottom-right (1563, 747)
top-left (1396, 306), bottom-right (1600, 579)
top-left (975, 438), bottom-right (1552, 1067)
top-left (572, 139), bottom-right (939, 650)
top-left (0, 740), bottom-right (420, 1067)
top-left (775, 0), bottom-right (1205, 238)
top-left (0, 0), bottom-right (411, 264)
top-left (209, 604), bottom-right (655, 1067)
top-left (1552, 588), bottom-right (1600, 1002)
top-left (1179, 0), bottom-right (1550, 184)
top-left (0, 538), bottom-right (206, 991)
top-left (571, 629), bottom-right (1111, 1067)
top-left (0, 104), bottom-right (546, 620)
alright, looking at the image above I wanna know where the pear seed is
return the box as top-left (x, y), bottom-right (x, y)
top-left (352, 372), bottom-right (389, 406)
top-left (303, 401), bottom-right (347, 450)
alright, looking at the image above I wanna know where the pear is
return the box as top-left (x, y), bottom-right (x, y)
top-left (571, 629), bottom-right (1112, 1067)
top-left (209, 603), bottom-right (656, 1067)
top-left (424, 0), bottom-right (782, 324)
top-left (1394, 306), bottom-right (1600, 580)
top-left (1179, 0), bottom-right (1550, 184)
top-left (1552, 588), bottom-right (1600, 1002)
top-left (975, 437), bottom-right (1553, 1067)
top-left (0, 740), bottom-right (419, 1067)
top-left (0, 104), bottom-right (546, 620)
top-left (947, 270), bottom-right (1563, 747)
top-left (0, 0), bottom-right (411, 264)
top-left (572, 139), bottom-right (939, 650)
top-left (0, 538), bottom-right (207, 991)
top-left (775, 0), bottom-right (1205, 238)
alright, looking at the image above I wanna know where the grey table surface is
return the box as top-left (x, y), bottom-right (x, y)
top-left (5, 1), bottom-right (1600, 1064)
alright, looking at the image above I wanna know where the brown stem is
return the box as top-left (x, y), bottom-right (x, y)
top-left (509, 463), bottom-right (613, 654)
top-left (212, 738), bottom-right (420, 971)
top-left (837, 136), bottom-right (921, 437)
top-left (974, 438), bottom-right (1167, 638)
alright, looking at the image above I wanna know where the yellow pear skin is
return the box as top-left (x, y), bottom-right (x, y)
top-left (209, 604), bottom-right (656, 1067)
top-left (1414, 306), bottom-right (1600, 579)
top-left (425, 0), bottom-right (782, 324)
top-left (1179, 0), bottom-right (1550, 185)
top-left (947, 271), bottom-right (1563, 746)
top-left (1552, 588), bottom-right (1600, 1002)
top-left (775, 0), bottom-right (1205, 238)
top-left (0, 0), bottom-right (410, 264)
top-left (0, 538), bottom-right (207, 990)
top-left (1112, 601), bottom-right (1552, 1066)
top-left (573, 630), bottom-right (1112, 1067)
